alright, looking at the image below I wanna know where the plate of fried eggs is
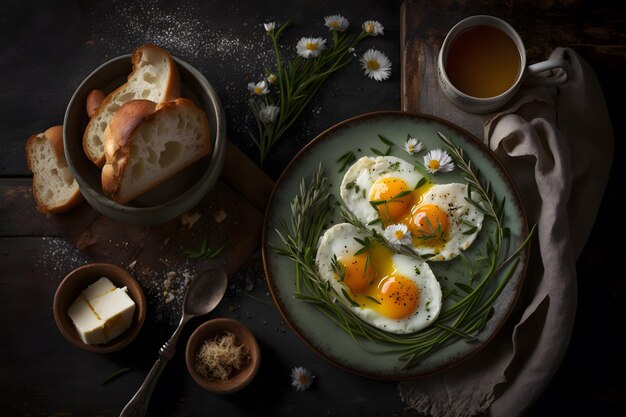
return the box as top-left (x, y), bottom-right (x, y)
top-left (262, 111), bottom-right (530, 379)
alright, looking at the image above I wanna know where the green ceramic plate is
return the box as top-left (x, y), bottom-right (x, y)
top-left (262, 111), bottom-right (529, 379)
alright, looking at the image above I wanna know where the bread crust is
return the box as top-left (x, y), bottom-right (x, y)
top-left (101, 100), bottom-right (157, 195)
top-left (86, 89), bottom-right (106, 118)
top-left (43, 125), bottom-right (65, 162)
top-left (83, 44), bottom-right (181, 167)
top-left (101, 98), bottom-right (211, 204)
top-left (25, 125), bottom-right (83, 214)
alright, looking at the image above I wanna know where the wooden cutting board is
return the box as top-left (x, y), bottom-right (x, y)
top-left (0, 142), bottom-right (274, 279)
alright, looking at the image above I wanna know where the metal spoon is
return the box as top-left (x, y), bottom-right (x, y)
top-left (119, 268), bottom-right (228, 417)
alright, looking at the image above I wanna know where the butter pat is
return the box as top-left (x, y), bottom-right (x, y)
top-left (90, 287), bottom-right (136, 341)
top-left (82, 277), bottom-right (116, 300)
top-left (67, 297), bottom-right (109, 345)
top-left (67, 277), bottom-right (136, 345)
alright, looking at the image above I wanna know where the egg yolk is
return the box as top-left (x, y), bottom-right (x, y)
top-left (339, 243), bottom-right (420, 320)
top-left (376, 275), bottom-right (420, 320)
top-left (341, 252), bottom-right (375, 294)
top-left (402, 204), bottom-right (449, 246)
top-left (369, 177), bottom-right (412, 223)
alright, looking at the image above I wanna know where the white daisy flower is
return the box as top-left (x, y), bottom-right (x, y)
top-left (360, 49), bottom-right (391, 81)
top-left (296, 37), bottom-right (327, 58)
top-left (248, 80), bottom-right (269, 95)
top-left (291, 366), bottom-right (314, 391)
top-left (259, 103), bottom-right (280, 123)
top-left (324, 14), bottom-right (349, 32)
top-left (423, 148), bottom-right (455, 174)
top-left (264, 22), bottom-right (276, 32)
top-left (404, 137), bottom-right (424, 155)
top-left (384, 224), bottom-right (412, 246)
top-left (362, 20), bottom-right (384, 36)
top-left (267, 73), bottom-right (277, 84)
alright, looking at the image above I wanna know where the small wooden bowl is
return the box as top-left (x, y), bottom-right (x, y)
top-left (53, 263), bottom-right (146, 353)
top-left (186, 318), bottom-right (261, 394)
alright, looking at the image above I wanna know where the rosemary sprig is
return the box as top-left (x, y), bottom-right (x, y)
top-left (369, 189), bottom-right (412, 222)
top-left (273, 134), bottom-right (535, 368)
top-left (370, 134), bottom-right (394, 156)
top-left (183, 239), bottom-right (227, 260)
top-left (250, 21), bottom-right (377, 164)
top-left (101, 367), bottom-right (131, 385)
top-left (414, 215), bottom-right (445, 241)
top-left (336, 151), bottom-right (357, 173)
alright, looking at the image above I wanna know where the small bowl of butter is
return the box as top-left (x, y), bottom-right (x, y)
top-left (53, 263), bottom-right (146, 353)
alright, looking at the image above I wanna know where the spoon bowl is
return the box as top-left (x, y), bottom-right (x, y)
top-left (183, 269), bottom-right (228, 317)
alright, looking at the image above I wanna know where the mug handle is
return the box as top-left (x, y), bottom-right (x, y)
top-left (524, 58), bottom-right (571, 86)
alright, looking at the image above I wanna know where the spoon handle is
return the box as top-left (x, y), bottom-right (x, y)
top-left (119, 318), bottom-right (188, 417)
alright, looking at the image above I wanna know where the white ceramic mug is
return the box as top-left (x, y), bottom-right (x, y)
top-left (437, 15), bottom-right (570, 114)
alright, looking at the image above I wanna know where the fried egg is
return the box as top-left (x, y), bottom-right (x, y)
top-left (341, 156), bottom-right (423, 225)
top-left (340, 156), bottom-right (484, 261)
top-left (410, 183), bottom-right (485, 261)
top-left (315, 223), bottom-right (442, 334)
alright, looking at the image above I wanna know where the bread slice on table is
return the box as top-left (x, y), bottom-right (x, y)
top-left (83, 44), bottom-right (181, 167)
top-left (26, 125), bottom-right (83, 213)
top-left (101, 98), bottom-right (211, 204)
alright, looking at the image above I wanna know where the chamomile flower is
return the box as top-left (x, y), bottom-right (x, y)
top-left (267, 73), bottom-right (277, 84)
top-left (291, 366), bottom-right (314, 391)
top-left (264, 22), bottom-right (276, 32)
top-left (423, 148), bottom-right (455, 174)
top-left (362, 20), bottom-right (384, 36)
top-left (360, 49), bottom-right (391, 81)
top-left (259, 103), bottom-right (280, 123)
top-left (404, 137), bottom-right (423, 155)
top-left (248, 80), bottom-right (269, 96)
top-left (296, 37), bottom-right (327, 58)
top-left (384, 224), bottom-right (412, 246)
top-left (324, 14), bottom-right (349, 32)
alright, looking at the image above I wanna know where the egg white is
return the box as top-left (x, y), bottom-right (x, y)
top-left (315, 223), bottom-right (442, 334)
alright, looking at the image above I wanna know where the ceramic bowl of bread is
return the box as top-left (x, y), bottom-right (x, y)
top-left (62, 44), bottom-right (226, 225)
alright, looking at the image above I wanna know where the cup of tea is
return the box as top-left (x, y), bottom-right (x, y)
top-left (437, 15), bottom-right (570, 114)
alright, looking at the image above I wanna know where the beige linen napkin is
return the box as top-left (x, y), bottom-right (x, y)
top-left (399, 48), bottom-right (613, 416)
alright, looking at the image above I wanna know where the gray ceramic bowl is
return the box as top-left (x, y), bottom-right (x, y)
top-left (63, 54), bottom-right (226, 225)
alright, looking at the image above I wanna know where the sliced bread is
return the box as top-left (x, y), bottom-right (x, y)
top-left (101, 98), bottom-right (211, 204)
top-left (26, 125), bottom-right (83, 213)
top-left (83, 44), bottom-right (181, 167)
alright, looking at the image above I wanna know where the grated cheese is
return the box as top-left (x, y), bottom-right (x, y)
top-left (194, 331), bottom-right (250, 380)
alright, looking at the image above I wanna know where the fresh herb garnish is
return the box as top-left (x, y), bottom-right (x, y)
top-left (414, 177), bottom-right (427, 190)
top-left (369, 189), bottom-right (412, 223)
top-left (370, 133), bottom-right (394, 156)
top-left (331, 255), bottom-right (346, 282)
top-left (273, 134), bottom-right (535, 369)
top-left (336, 151), bottom-right (356, 173)
top-left (101, 368), bottom-right (131, 385)
top-left (250, 20), bottom-right (384, 163)
top-left (388, 161), bottom-right (401, 172)
top-left (183, 239), bottom-right (228, 260)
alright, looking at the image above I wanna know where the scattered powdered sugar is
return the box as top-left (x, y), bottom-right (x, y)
top-left (87, 1), bottom-right (276, 143)
top-left (38, 237), bottom-right (194, 329)
top-left (83, 1), bottom-right (328, 157)
top-left (38, 238), bottom-right (89, 280)
top-left (134, 265), bottom-right (195, 328)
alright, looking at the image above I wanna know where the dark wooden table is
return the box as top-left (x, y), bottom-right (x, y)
top-left (1, 1), bottom-right (624, 416)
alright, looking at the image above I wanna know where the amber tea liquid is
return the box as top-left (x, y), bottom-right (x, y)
top-left (445, 25), bottom-right (521, 98)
